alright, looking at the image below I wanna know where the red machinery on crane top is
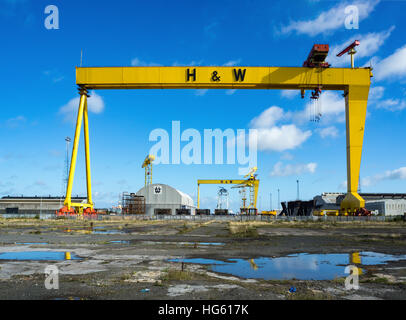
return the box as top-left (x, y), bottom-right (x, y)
top-left (303, 44), bottom-right (330, 68)
top-left (302, 44), bottom-right (330, 100)
top-left (336, 40), bottom-right (360, 57)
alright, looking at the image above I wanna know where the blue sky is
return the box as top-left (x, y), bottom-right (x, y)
top-left (0, 0), bottom-right (405, 211)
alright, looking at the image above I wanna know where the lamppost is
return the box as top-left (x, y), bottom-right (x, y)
top-left (297, 179), bottom-right (300, 200)
top-left (64, 137), bottom-right (71, 195)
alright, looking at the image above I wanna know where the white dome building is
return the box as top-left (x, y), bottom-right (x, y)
top-left (136, 183), bottom-right (195, 216)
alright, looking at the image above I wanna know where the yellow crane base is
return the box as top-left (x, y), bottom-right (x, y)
top-left (340, 192), bottom-right (365, 214)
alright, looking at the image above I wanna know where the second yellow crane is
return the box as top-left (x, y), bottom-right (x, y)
top-left (197, 167), bottom-right (260, 214)
top-left (142, 154), bottom-right (155, 187)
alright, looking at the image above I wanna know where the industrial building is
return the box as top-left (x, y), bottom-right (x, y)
top-left (314, 193), bottom-right (406, 216)
top-left (0, 196), bottom-right (87, 215)
top-left (135, 184), bottom-right (195, 216)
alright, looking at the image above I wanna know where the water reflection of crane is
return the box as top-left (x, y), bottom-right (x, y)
top-left (249, 259), bottom-right (258, 270)
top-left (246, 253), bottom-right (362, 275)
top-left (350, 252), bottom-right (363, 275)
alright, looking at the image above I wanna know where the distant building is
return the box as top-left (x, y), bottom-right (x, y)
top-left (136, 184), bottom-right (195, 216)
top-left (0, 196), bottom-right (87, 215)
top-left (314, 193), bottom-right (406, 216)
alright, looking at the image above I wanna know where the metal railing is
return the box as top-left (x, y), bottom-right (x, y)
top-left (0, 213), bottom-right (401, 222)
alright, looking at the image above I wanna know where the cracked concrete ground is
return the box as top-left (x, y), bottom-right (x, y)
top-left (0, 218), bottom-right (405, 300)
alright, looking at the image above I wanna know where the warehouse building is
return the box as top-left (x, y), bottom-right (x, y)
top-left (136, 184), bottom-right (195, 216)
top-left (314, 193), bottom-right (406, 216)
top-left (0, 195), bottom-right (87, 215)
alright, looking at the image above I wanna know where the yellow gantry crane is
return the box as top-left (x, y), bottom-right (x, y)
top-left (62, 44), bottom-right (372, 215)
top-left (197, 167), bottom-right (260, 212)
top-left (231, 167), bottom-right (259, 210)
top-left (142, 154), bottom-right (155, 186)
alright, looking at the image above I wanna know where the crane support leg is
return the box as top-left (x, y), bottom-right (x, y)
top-left (197, 184), bottom-right (200, 209)
top-left (83, 95), bottom-right (94, 210)
top-left (64, 88), bottom-right (87, 210)
top-left (341, 85), bottom-right (369, 213)
top-left (253, 181), bottom-right (259, 209)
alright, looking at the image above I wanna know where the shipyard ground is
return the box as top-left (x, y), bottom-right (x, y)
top-left (0, 218), bottom-right (405, 300)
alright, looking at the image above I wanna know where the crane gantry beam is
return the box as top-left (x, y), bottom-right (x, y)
top-left (64, 65), bottom-right (372, 215)
top-left (76, 66), bottom-right (370, 90)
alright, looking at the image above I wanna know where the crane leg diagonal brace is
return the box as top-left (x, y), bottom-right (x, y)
top-left (64, 88), bottom-right (94, 211)
top-left (65, 66), bottom-right (372, 213)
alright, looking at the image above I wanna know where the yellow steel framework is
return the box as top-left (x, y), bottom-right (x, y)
top-left (197, 178), bottom-right (260, 210)
top-left (231, 166), bottom-right (259, 210)
top-left (64, 66), bottom-right (372, 214)
top-left (64, 87), bottom-right (93, 212)
top-left (142, 154), bottom-right (155, 187)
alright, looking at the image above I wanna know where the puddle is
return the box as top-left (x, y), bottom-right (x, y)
top-left (0, 251), bottom-right (81, 261)
top-left (15, 242), bottom-right (49, 245)
top-left (63, 228), bottom-right (92, 234)
top-left (138, 241), bottom-right (224, 247)
top-left (63, 228), bottom-right (125, 235)
top-left (92, 230), bottom-right (125, 235)
top-left (355, 252), bottom-right (406, 265)
top-left (176, 242), bottom-right (225, 247)
top-left (169, 252), bottom-right (406, 280)
top-left (198, 242), bottom-right (225, 246)
top-left (109, 240), bottom-right (130, 244)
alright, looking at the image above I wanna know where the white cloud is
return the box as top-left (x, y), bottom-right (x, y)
top-left (281, 90), bottom-right (299, 99)
top-left (34, 180), bottom-right (47, 187)
top-left (374, 44), bottom-right (406, 81)
top-left (369, 86), bottom-right (385, 101)
top-left (376, 99), bottom-right (406, 112)
top-left (223, 59), bottom-right (241, 67)
top-left (328, 26), bottom-right (394, 67)
top-left (293, 91), bottom-right (345, 125)
top-left (250, 106), bottom-right (285, 128)
top-left (367, 86), bottom-right (405, 112)
top-left (131, 58), bottom-right (161, 67)
top-left (247, 105), bottom-right (312, 152)
top-left (43, 69), bottom-right (65, 83)
top-left (361, 167), bottom-right (406, 187)
top-left (172, 60), bottom-right (204, 66)
top-left (204, 22), bottom-right (219, 38)
top-left (338, 180), bottom-right (347, 190)
top-left (59, 91), bottom-right (105, 123)
top-left (280, 0), bottom-right (379, 36)
top-left (362, 55), bottom-right (380, 68)
top-left (225, 89), bottom-right (237, 95)
top-left (195, 89), bottom-right (208, 96)
top-left (281, 152), bottom-right (294, 160)
top-left (250, 125), bottom-right (312, 152)
top-left (5, 115), bottom-right (26, 128)
top-left (245, 92), bottom-right (345, 153)
top-left (317, 126), bottom-right (339, 138)
top-left (270, 161), bottom-right (317, 177)
top-left (242, 91), bottom-right (346, 153)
